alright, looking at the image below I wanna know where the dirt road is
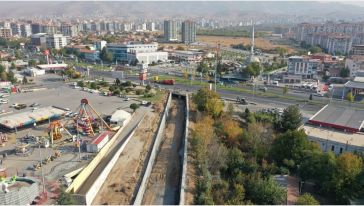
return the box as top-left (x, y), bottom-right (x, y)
top-left (92, 111), bottom-right (161, 205)
top-left (142, 98), bottom-right (185, 205)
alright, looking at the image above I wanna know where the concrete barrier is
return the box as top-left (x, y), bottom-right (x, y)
top-left (133, 92), bottom-right (172, 205)
top-left (179, 94), bottom-right (189, 205)
top-left (84, 115), bottom-right (145, 205)
top-left (66, 114), bottom-right (133, 193)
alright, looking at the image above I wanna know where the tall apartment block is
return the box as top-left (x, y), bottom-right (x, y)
top-left (164, 20), bottom-right (178, 42)
top-left (182, 20), bottom-right (196, 44)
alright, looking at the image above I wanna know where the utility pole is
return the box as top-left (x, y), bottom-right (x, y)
top-left (215, 43), bottom-right (220, 92)
top-left (38, 142), bottom-right (46, 193)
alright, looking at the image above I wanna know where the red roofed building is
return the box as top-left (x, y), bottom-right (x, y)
top-left (86, 131), bottom-right (112, 153)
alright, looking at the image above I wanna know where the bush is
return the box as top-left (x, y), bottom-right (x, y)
top-left (135, 89), bottom-right (144, 95)
top-left (130, 103), bottom-right (139, 112)
top-left (143, 93), bottom-right (154, 98)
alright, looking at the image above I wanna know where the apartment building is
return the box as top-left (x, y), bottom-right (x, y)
top-left (61, 24), bottom-right (78, 37)
top-left (182, 20), bottom-right (196, 44)
top-left (46, 34), bottom-right (68, 49)
top-left (345, 55), bottom-right (364, 77)
top-left (164, 20), bottom-right (178, 42)
top-left (0, 28), bottom-right (12, 39)
top-left (20, 24), bottom-right (32, 37)
top-left (287, 56), bottom-right (320, 79)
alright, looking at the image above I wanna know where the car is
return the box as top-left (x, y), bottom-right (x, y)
top-left (64, 108), bottom-right (71, 111)
top-left (32, 107), bottom-right (39, 111)
top-left (124, 97), bottom-right (130, 101)
top-left (30, 103), bottom-right (40, 107)
top-left (313, 92), bottom-right (324, 97)
top-left (258, 87), bottom-right (267, 92)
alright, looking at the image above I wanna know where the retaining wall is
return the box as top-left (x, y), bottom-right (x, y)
top-left (84, 115), bottom-right (145, 205)
top-left (0, 177), bottom-right (39, 205)
top-left (133, 92), bottom-right (172, 205)
top-left (179, 94), bottom-right (189, 205)
top-left (66, 115), bottom-right (132, 193)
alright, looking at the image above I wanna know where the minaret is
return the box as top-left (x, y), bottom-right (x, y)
top-left (250, 20), bottom-right (255, 62)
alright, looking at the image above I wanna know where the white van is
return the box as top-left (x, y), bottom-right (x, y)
top-left (272, 81), bottom-right (279, 86)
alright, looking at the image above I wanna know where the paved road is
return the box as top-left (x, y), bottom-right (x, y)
top-left (76, 108), bottom-right (146, 195)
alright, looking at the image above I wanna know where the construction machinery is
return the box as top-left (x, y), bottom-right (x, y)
top-left (74, 99), bottom-right (113, 136)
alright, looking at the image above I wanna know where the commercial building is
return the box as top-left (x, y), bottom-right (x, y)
top-left (287, 56), bottom-right (320, 79)
top-left (80, 49), bottom-right (100, 62)
top-left (164, 20), bottom-right (178, 42)
top-left (170, 50), bottom-right (203, 62)
top-left (182, 20), bottom-right (196, 44)
top-left (304, 104), bottom-right (364, 154)
top-left (31, 33), bottom-right (47, 48)
top-left (0, 106), bottom-right (65, 130)
top-left (107, 42), bottom-right (168, 64)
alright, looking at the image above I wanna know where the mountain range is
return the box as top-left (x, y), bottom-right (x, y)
top-left (0, 1), bottom-right (363, 20)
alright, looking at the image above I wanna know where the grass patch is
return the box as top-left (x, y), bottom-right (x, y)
top-left (138, 90), bottom-right (167, 103)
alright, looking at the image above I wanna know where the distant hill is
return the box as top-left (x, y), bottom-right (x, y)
top-left (0, 1), bottom-right (363, 20)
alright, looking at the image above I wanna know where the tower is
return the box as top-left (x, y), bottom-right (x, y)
top-left (250, 20), bottom-right (255, 62)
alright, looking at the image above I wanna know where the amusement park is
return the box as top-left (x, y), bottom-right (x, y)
top-left (0, 83), bottom-right (140, 205)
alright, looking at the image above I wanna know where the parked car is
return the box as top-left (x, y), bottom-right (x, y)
top-left (30, 103), bottom-right (40, 107)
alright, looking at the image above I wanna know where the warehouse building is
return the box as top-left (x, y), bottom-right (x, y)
top-left (304, 104), bottom-right (364, 154)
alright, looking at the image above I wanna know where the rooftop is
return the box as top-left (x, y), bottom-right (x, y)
top-left (304, 124), bottom-right (364, 147)
top-left (345, 80), bottom-right (364, 89)
top-left (308, 104), bottom-right (364, 132)
top-left (0, 106), bottom-right (65, 129)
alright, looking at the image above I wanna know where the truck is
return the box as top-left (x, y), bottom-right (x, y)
top-left (156, 79), bottom-right (175, 85)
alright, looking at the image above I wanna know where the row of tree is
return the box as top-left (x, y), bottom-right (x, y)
top-left (191, 88), bottom-right (364, 204)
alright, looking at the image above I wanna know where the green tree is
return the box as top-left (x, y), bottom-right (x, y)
top-left (276, 47), bottom-right (288, 57)
top-left (281, 105), bottom-right (303, 131)
top-left (90, 82), bottom-right (97, 89)
top-left (346, 91), bottom-right (354, 102)
top-left (113, 89), bottom-right (120, 96)
top-left (0, 64), bottom-right (5, 73)
top-left (0, 72), bottom-right (7, 81)
top-left (7, 70), bottom-right (15, 83)
top-left (270, 129), bottom-right (314, 167)
top-left (283, 85), bottom-right (288, 95)
top-left (296, 193), bottom-right (319, 205)
top-left (115, 78), bottom-right (121, 85)
top-left (57, 187), bottom-right (77, 205)
top-left (197, 61), bottom-right (210, 74)
top-left (340, 68), bottom-right (350, 78)
top-left (130, 103), bottom-right (139, 112)
top-left (10, 62), bottom-right (16, 70)
top-left (330, 153), bottom-right (363, 202)
top-left (246, 62), bottom-right (261, 77)
top-left (193, 87), bottom-right (224, 118)
top-left (28, 59), bottom-right (37, 67)
top-left (145, 84), bottom-right (152, 92)
top-left (100, 47), bottom-right (113, 62)
top-left (246, 176), bottom-right (287, 205)
top-left (22, 76), bottom-right (28, 84)
top-left (77, 80), bottom-right (85, 87)
top-left (309, 46), bottom-right (322, 54)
